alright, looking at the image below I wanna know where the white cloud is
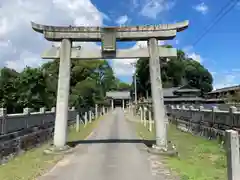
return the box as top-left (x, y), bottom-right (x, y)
top-left (183, 46), bottom-right (203, 63)
top-left (5, 51), bottom-right (42, 72)
top-left (210, 71), bottom-right (216, 76)
top-left (0, 0), bottom-right (105, 71)
top-left (111, 40), bottom-right (165, 76)
top-left (187, 52), bottom-right (202, 63)
top-left (213, 75), bottom-right (238, 90)
top-left (132, 0), bottom-right (140, 9)
top-left (140, 0), bottom-right (175, 19)
top-left (211, 70), bottom-right (240, 90)
top-left (111, 59), bottom-right (136, 76)
top-left (175, 39), bottom-right (179, 45)
top-left (193, 2), bottom-right (209, 15)
top-left (116, 15), bottom-right (129, 26)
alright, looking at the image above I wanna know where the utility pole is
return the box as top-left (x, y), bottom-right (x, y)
top-left (131, 62), bottom-right (137, 104)
top-left (134, 73), bottom-right (137, 104)
top-left (146, 90), bottom-right (148, 99)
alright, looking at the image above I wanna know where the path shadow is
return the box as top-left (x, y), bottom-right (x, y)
top-left (67, 139), bottom-right (155, 148)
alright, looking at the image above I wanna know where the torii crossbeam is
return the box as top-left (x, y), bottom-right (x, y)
top-left (31, 21), bottom-right (188, 41)
top-left (41, 46), bottom-right (177, 59)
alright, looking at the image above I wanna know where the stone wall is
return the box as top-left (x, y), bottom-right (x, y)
top-left (163, 104), bottom-right (240, 143)
top-left (166, 104), bottom-right (240, 136)
top-left (0, 107), bottom-right (78, 135)
top-left (137, 102), bottom-right (240, 140)
top-left (183, 103), bottom-right (240, 111)
top-left (0, 105), bottom-right (106, 164)
top-left (0, 107), bottom-right (77, 164)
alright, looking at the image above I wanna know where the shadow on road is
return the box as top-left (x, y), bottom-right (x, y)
top-left (67, 139), bottom-right (155, 148)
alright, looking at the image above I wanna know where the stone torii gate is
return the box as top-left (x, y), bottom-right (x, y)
top-left (31, 20), bottom-right (189, 151)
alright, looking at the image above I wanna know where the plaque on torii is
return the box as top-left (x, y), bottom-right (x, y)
top-left (31, 21), bottom-right (189, 150)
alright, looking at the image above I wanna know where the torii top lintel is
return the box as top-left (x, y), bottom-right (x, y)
top-left (31, 20), bottom-right (189, 42)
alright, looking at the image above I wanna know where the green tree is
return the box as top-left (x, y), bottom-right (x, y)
top-left (135, 47), bottom-right (213, 97)
top-left (0, 58), bottom-right (122, 113)
top-left (0, 68), bottom-right (20, 113)
top-left (16, 67), bottom-right (49, 110)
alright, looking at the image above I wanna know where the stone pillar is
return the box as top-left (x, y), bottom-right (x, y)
top-left (122, 99), bottom-right (125, 110)
top-left (103, 106), bottom-right (105, 114)
top-left (23, 108), bottom-right (31, 128)
top-left (143, 107), bottom-right (147, 127)
top-left (53, 38), bottom-right (72, 148)
top-left (148, 38), bottom-right (167, 150)
top-left (226, 130), bottom-right (240, 180)
top-left (95, 104), bottom-right (98, 119)
top-left (146, 90), bottom-right (149, 99)
top-left (23, 108), bottom-right (31, 114)
top-left (40, 107), bottom-right (46, 124)
top-left (0, 108), bottom-right (7, 134)
top-left (111, 99), bottom-right (114, 110)
top-left (84, 112), bottom-right (88, 126)
top-left (89, 111), bottom-right (92, 123)
top-left (140, 107), bottom-right (143, 123)
top-left (229, 106), bottom-right (237, 128)
top-left (51, 107), bottom-right (56, 113)
top-left (40, 107), bottom-right (46, 113)
top-left (148, 109), bottom-right (152, 132)
top-left (76, 113), bottom-right (80, 132)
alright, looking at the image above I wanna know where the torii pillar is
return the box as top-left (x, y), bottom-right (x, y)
top-left (53, 39), bottom-right (72, 148)
top-left (148, 38), bottom-right (167, 149)
top-left (111, 99), bottom-right (114, 110)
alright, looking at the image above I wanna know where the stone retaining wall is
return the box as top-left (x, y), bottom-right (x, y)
top-left (136, 102), bottom-right (240, 141)
top-left (0, 107), bottom-right (78, 135)
top-left (0, 106), bottom-right (106, 164)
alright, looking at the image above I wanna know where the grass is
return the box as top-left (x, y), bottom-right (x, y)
top-left (0, 116), bottom-right (104, 180)
top-left (133, 118), bottom-right (227, 180)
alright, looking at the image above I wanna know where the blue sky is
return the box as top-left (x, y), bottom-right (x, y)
top-left (91, 0), bottom-right (240, 89)
top-left (0, 0), bottom-right (240, 90)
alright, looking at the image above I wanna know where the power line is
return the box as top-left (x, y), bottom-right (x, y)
top-left (192, 0), bottom-right (239, 47)
top-left (132, 0), bottom-right (240, 78)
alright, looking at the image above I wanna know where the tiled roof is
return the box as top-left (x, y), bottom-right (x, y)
top-left (208, 85), bottom-right (240, 94)
top-left (175, 89), bottom-right (200, 93)
top-left (163, 87), bottom-right (179, 97)
top-left (163, 86), bottom-right (200, 97)
top-left (146, 97), bottom-right (205, 102)
top-left (106, 91), bottom-right (131, 99)
top-left (164, 97), bottom-right (205, 101)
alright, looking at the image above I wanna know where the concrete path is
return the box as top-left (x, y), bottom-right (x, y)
top-left (39, 108), bottom-right (178, 180)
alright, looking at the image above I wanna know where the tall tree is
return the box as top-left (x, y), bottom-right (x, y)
top-left (0, 68), bottom-right (20, 113)
top-left (134, 47), bottom-right (213, 98)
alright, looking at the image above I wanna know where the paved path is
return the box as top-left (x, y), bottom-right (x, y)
top-left (39, 108), bottom-right (178, 180)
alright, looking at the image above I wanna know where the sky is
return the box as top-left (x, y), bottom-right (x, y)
top-left (0, 0), bottom-right (240, 90)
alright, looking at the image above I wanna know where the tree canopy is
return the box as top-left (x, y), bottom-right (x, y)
top-left (0, 59), bottom-right (129, 113)
top-left (134, 45), bottom-right (213, 98)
